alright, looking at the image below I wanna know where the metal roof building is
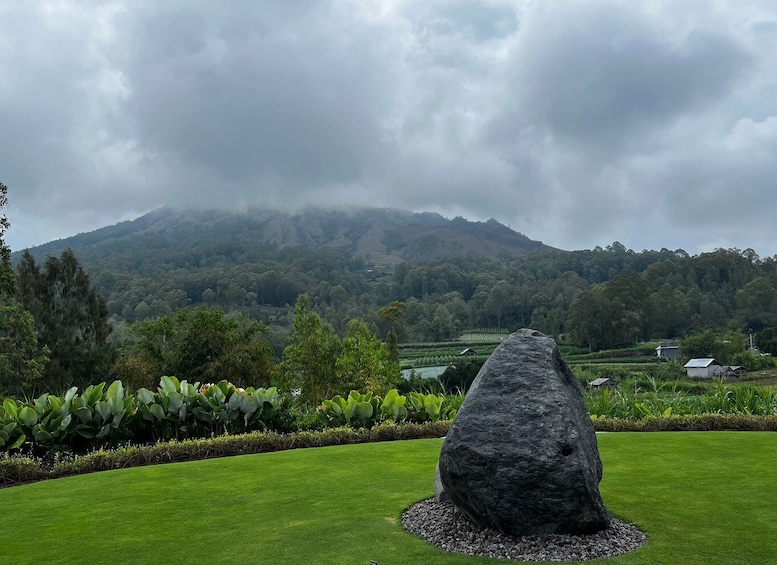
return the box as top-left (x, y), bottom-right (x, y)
top-left (683, 358), bottom-right (723, 378)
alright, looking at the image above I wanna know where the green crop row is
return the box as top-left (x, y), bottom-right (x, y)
top-left (0, 376), bottom-right (279, 454)
top-left (458, 328), bottom-right (508, 341)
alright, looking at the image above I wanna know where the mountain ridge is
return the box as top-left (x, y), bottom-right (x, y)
top-left (15, 206), bottom-right (559, 266)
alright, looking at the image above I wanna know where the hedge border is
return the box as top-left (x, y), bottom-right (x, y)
top-left (3, 414), bottom-right (777, 490)
top-left (592, 413), bottom-right (777, 432)
top-left (0, 420), bottom-right (451, 489)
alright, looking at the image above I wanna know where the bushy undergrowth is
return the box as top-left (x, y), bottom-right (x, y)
top-left (585, 380), bottom-right (777, 419)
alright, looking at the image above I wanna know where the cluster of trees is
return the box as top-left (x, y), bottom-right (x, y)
top-left (32, 227), bottom-right (777, 350)
top-left (116, 294), bottom-right (398, 405)
top-left (274, 294), bottom-right (398, 405)
top-left (115, 307), bottom-right (275, 392)
top-left (0, 245), bottom-right (115, 395)
top-left (0, 185), bottom-right (398, 403)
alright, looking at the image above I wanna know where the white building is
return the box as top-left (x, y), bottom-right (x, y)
top-left (683, 358), bottom-right (724, 379)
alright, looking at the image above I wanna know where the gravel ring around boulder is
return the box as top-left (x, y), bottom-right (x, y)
top-left (402, 499), bottom-right (647, 562)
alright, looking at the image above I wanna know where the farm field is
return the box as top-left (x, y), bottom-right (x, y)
top-left (0, 433), bottom-right (775, 564)
top-left (399, 340), bottom-right (501, 369)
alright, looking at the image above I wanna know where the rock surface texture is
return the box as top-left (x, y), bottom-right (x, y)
top-left (437, 329), bottom-right (610, 536)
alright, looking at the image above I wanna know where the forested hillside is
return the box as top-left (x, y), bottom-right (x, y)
top-left (13, 206), bottom-right (777, 350)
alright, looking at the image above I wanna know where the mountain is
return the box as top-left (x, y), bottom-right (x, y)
top-left (18, 206), bottom-right (558, 266)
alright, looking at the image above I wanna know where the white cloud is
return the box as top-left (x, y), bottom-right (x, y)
top-left (3, 0), bottom-right (777, 257)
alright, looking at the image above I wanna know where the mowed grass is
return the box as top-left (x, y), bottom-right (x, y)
top-left (1, 433), bottom-right (775, 564)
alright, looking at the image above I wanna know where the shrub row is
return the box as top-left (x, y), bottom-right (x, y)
top-left (0, 377), bottom-right (280, 454)
top-left (0, 377), bottom-right (462, 455)
top-left (316, 389), bottom-right (459, 428)
top-left (0, 420), bottom-right (452, 488)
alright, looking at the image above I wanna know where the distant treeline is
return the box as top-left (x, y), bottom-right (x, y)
top-left (25, 237), bottom-right (777, 348)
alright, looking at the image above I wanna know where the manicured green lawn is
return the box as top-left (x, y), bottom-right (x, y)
top-left (1, 432), bottom-right (775, 564)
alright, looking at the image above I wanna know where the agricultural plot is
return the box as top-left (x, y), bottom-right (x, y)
top-left (457, 328), bottom-right (509, 342)
top-left (399, 345), bottom-right (495, 369)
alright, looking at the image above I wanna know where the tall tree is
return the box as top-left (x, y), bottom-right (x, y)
top-left (0, 304), bottom-right (50, 396)
top-left (336, 319), bottom-right (397, 395)
top-left (275, 294), bottom-right (341, 405)
top-left (17, 248), bottom-right (115, 391)
top-left (0, 182), bottom-right (50, 396)
top-left (377, 301), bottom-right (407, 365)
top-left (0, 182), bottom-right (14, 299)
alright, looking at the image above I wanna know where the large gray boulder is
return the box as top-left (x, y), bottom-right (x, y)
top-left (437, 329), bottom-right (610, 535)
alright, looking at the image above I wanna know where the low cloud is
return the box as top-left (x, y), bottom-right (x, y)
top-left (2, 0), bottom-right (776, 256)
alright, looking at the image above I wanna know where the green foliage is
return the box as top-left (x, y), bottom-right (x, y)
top-left (316, 388), bottom-right (456, 429)
top-left (438, 359), bottom-right (484, 393)
top-left (755, 327), bottom-right (777, 355)
top-left (0, 421), bottom-right (453, 489)
top-left (0, 181), bottom-right (14, 300)
top-left (378, 389), bottom-right (408, 421)
top-left (275, 294), bottom-right (341, 405)
top-left (16, 249), bottom-right (115, 391)
top-left (317, 391), bottom-right (380, 428)
top-left (0, 399), bottom-right (26, 450)
top-left (377, 301), bottom-right (406, 364)
top-left (137, 377), bottom-right (280, 440)
top-left (0, 304), bottom-right (50, 397)
top-left (585, 379), bottom-right (777, 419)
top-left (0, 377), bottom-right (281, 454)
top-left (69, 381), bottom-right (133, 442)
top-left (122, 307), bottom-right (275, 389)
top-left (336, 319), bottom-right (398, 395)
top-left (681, 329), bottom-right (746, 364)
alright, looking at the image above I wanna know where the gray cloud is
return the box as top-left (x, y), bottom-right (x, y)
top-left (2, 0), bottom-right (777, 257)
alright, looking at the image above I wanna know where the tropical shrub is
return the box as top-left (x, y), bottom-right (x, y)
top-left (316, 391), bottom-right (380, 428)
top-left (0, 377), bottom-right (280, 454)
top-left (316, 389), bottom-right (457, 429)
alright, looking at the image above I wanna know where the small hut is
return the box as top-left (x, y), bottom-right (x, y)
top-left (588, 377), bottom-right (616, 391)
top-left (655, 342), bottom-right (681, 360)
top-left (683, 358), bottom-right (724, 379)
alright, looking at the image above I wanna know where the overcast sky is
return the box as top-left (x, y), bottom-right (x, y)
top-left (2, 0), bottom-right (777, 256)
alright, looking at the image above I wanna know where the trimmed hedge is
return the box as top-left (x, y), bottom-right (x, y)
top-left (0, 420), bottom-right (451, 489)
top-left (4, 414), bottom-right (777, 490)
top-left (592, 414), bottom-right (777, 432)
